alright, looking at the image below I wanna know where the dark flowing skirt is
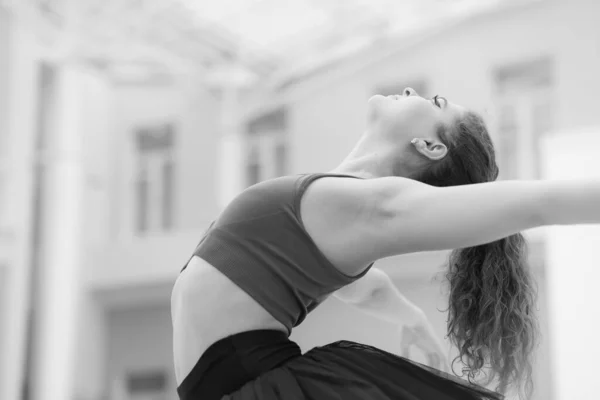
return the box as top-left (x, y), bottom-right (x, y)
top-left (177, 330), bottom-right (504, 400)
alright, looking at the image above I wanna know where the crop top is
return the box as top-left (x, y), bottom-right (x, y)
top-left (182, 173), bottom-right (374, 335)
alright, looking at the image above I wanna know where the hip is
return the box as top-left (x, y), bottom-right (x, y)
top-left (172, 256), bottom-right (288, 386)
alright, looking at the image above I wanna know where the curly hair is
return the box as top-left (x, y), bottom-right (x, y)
top-left (412, 111), bottom-right (540, 399)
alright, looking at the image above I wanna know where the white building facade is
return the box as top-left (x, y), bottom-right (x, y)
top-left (2, 0), bottom-right (600, 399)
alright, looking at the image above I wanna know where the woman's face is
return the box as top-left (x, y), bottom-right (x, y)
top-left (367, 88), bottom-right (465, 141)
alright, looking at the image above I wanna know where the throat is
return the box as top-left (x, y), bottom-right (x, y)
top-left (331, 154), bottom-right (390, 179)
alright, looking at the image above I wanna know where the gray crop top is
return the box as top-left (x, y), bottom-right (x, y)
top-left (182, 173), bottom-right (374, 334)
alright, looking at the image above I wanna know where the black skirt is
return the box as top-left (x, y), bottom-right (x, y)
top-left (177, 330), bottom-right (504, 400)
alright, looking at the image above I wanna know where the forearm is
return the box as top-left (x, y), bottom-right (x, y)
top-left (543, 180), bottom-right (600, 226)
top-left (352, 275), bottom-right (425, 327)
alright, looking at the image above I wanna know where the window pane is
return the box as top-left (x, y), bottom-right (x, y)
top-left (494, 58), bottom-right (553, 180)
top-left (532, 97), bottom-right (553, 138)
top-left (127, 370), bottom-right (167, 393)
top-left (497, 105), bottom-right (519, 180)
top-left (247, 164), bottom-right (260, 186)
top-left (162, 160), bottom-right (174, 230)
top-left (136, 168), bottom-right (149, 233)
top-left (274, 141), bottom-right (287, 177)
top-left (531, 97), bottom-right (553, 178)
top-left (246, 144), bottom-right (261, 186)
top-left (134, 123), bottom-right (176, 233)
top-left (136, 125), bottom-right (174, 153)
top-left (495, 57), bottom-right (553, 94)
top-left (245, 108), bottom-right (288, 186)
top-left (0, 169), bottom-right (5, 230)
top-left (247, 109), bottom-right (287, 136)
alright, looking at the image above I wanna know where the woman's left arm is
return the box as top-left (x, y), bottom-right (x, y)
top-left (333, 267), bottom-right (424, 326)
top-left (333, 268), bottom-right (448, 371)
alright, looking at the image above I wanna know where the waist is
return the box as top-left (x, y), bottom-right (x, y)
top-left (178, 256), bottom-right (290, 335)
top-left (177, 329), bottom-right (302, 400)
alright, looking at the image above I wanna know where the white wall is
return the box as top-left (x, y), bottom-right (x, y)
top-left (82, 76), bottom-right (222, 399)
top-left (541, 127), bottom-right (600, 400)
top-left (84, 75), bottom-right (223, 327)
top-left (291, 261), bottom-right (552, 400)
top-left (258, 2), bottom-right (581, 398)
top-left (86, 231), bottom-right (208, 290)
top-left (110, 81), bottom-right (221, 240)
top-left (0, 6), bottom-right (9, 158)
top-left (71, 2), bottom-right (600, 400)
top-left (88, 0), bottom-right (600, 287)
top-left (66, 64), bottom-right (225, 399)
top-left (73, 293), bottom-right (109, 400)
top-left (0, 12), bottom-right (44, 400)
top-left (106, 305), bottom-right (176, 400)
top-left (0, 7), bottom-right (11, 392)
top-left (0, 263), bottom-right (8, 394)
top-left (63, 67), bottom-right (115, 400)
top-left (257, 0), bottom-right (600, 178)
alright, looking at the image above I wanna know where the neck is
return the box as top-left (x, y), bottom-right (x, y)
top-left (331, 153), bottom-right (393, 179)
top-left (332, 151), bottom-right (421, 180)
top-left (332, 134), bottom-right (418, 179)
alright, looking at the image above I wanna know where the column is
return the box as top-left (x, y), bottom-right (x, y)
top-left (541, 127), bottom-right (600, 400)
top-left (29, 62), bottom-right (87, 400)
top-left (0, 13), bottom-right (41, 400)
top-left (208, 63), bottom-right (256, 209)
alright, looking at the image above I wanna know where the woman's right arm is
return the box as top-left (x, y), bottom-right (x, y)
top-left (373, 177), bottom-right (600, 257)
top-left (300, 177), bottom-right (600, 262)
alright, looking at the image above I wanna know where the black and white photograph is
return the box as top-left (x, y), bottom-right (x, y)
top-left (0, 1), bottom-right (599, 399)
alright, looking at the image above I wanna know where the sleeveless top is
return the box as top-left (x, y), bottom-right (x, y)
top-left (182, 173), bottom-right (374, 335)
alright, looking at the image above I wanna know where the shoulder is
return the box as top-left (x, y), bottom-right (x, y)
top-left (298, 176), bottom-right (421, 272)
top-left (299, 175), bottom-right (420, 218)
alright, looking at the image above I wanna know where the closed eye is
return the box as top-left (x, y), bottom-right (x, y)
top-left (431, 95), bottom-right (447, 109)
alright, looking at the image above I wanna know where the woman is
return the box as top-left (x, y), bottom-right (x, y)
top-left (171, 88), bottom-right (600, 400)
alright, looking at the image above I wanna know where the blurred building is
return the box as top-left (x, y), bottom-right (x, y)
top-left (1, 0), bottom-right (600, 400)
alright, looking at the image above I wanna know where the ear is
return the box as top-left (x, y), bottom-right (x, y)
top-left (411, 138), bottom-right (448, 161)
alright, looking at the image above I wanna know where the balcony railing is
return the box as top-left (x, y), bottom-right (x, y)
top-left (87, 229), bottom-right (209, 290)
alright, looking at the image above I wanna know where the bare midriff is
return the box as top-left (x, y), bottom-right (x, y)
top-left (171, 256), bottom-right (288, 386)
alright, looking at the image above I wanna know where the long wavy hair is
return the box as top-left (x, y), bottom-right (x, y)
top-left (412, 111), bottom-right (540, 399)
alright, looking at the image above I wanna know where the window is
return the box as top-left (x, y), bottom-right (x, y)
top-left (274, 142), bottom-right (287, 177)
top-left (161, 160), bottom-right (174, 230)
top-left (246, 146), bottom-right (261, 187)
top-left (494, 57), bottom-right (554, 180)
top-left (135, 167), bottom-right (149, 233)
top-left (245, 108), bottom-right (288, 186)
top-left (126, 370), bottom-right (168, 400)
top-left (0, 165), bottom-right (7, 233)
top-left (134, 123), bottom-right (176, 234)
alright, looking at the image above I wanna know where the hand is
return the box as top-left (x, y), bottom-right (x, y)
top-left (399, 313), bottom-right (449, 372)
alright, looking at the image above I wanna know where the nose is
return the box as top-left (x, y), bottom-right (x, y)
top-left (403, 87), bottom-right (418, 97)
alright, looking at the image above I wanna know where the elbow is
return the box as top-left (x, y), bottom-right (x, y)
top-left (335, 268), bottom-right (390, 305)
top-left (361, 269), bottom-right (396, 306)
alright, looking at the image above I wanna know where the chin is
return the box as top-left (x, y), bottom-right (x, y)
top-left (366, 94), bottom-right (390, 121)
top-left (367, 94), bottom-right (387, 113)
